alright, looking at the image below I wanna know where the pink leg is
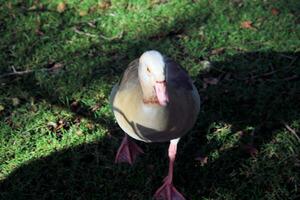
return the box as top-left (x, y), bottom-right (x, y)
top-left (154, 139), bottom-right (186, 200)
top-left (115, 134), bottom-right (144, 165)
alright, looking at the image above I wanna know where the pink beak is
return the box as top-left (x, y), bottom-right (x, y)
top-left (155, 81), bottom-right (169, 106)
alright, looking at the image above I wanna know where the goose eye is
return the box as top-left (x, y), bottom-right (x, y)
top-left (147, 67), bottom-right (151, 73)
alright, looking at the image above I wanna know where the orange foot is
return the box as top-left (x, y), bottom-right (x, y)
top-left (154, 176), bottom-right (185, 200)
top-left (115, 135), bottom-right (144, 165)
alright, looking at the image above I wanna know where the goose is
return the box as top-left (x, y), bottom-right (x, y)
top-left (110, 50), bottom-right (200, 200)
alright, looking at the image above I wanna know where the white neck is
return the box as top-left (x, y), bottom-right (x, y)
top-left (138, 50), bottom-right (165, 104)
top-left (139, 64), bottom-right (157, 102)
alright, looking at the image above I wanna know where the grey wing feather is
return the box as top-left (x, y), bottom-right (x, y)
top-left (164, 57), bottom-right (193, 90)
top-left (117, 59), bottom-right (139, 91)
top-left (109, 59), bottom-right (139, 105)
top-left (109, 84), bottom-right (118, 106)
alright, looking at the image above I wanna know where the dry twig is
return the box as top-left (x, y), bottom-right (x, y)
top-left (99, 31), bottom-right (124, 41)
top-left (73, 27), bottom-right (97, 38)
top-left (282, 121), bottom-right (300, 142)
top-left (74, 27), bottom-right (123, 41)
top-left (0, 65), bottom-right (63, 79)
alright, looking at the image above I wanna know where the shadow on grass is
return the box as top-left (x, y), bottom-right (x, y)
top-left (1, 1), bottom-right (300, 199)
top-left (180, 51), bottom-right (300, 199)
top-left (0, 51), bottom-right (299, 200)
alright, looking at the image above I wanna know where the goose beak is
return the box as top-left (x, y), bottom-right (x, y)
top-left (155, 81), bottom-right (169, 106)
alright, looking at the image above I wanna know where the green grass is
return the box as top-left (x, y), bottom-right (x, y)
top-left (0, 0), bottom-right (300, 199)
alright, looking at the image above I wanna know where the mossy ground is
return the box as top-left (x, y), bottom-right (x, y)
top-left (0, 0), bottom-right (299, 199)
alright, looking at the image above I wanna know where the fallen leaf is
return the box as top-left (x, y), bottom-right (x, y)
top-left (150, 0), bottom-right (168, 5)
top-left (203, 77), bottom-right (219, 85)
top-left (5, 118), bottom-right (13, 126)
top-left (86, 123), bottom-right (95, 130)
top-left (271, 8), bottom-right (280, 16)
top-left (48, 118), bottom-right (72, 140)
top-left (35, 29), bottom-right (44, 36)
top-left (243, 144), bottom-right (258, 157)
top-left (195, 156), bottom-right (208, 166)
top-left (58, 119), bottom-right (65, 125)
top-left (12, 97), bottom-right (20, 106)
top-left (87, 21), bottom-right (96, 28)
top-left (200, 60), bottom-right (213, 72)
top-left (232, 0), bottom-right (243, 7)
top-left (28, 5), bottom-right (37, 10)
top-left (38, 3), bottom-right (45, 10)
top-left (91, 104), bottom-right (101, 112)
top-left (76, 130), bottom-right (83, 136)
top-left (79, 10), bottom-right (87, 16)
top-left (28, 2), bottom-right (45, 11)
top-left (7, 2), bottom-right (12, 9)
top-left (57, 2), bottom-right (66, 13)
top-left (73, 117), bottom-right (81, 125)
top-left (210, 47), bottom-right (225, 55)
top-left (58, 119), bottom-right (70, 131)
top-left (89, 5), bottom-right (98, 13)
top-left (240, 20), bottom-right (255, 29)
top-left (98, 0), bottom-right (111, 10)
top-left (0, 104), bottom-right (5, 112)
top-left (70, 101), bottom-right (80, 112)
top-left (30, 104), bottom-right (38, 112)
top-left (52, 62), bottom-right (64, 69)
top-left (47, 121), bottom-right (58, 131)
top-left (236, 131), bottom-right (244, 137)
top-left (46, 62), bottom-right (64, 70)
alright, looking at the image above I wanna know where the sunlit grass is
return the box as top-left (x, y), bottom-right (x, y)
top-left (0, 0), bottom-right (299, 199)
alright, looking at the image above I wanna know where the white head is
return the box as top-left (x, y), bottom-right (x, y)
top-left (138, 50), bottom-right (169, 106)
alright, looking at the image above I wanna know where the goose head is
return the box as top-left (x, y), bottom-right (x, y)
top-left (139, 50), bottom-right (169, 106)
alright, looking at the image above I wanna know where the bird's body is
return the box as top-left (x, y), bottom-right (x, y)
top-left (110, 50), bottom-right (200, 200)
top-left (110, 58), bottom-right (200, 142)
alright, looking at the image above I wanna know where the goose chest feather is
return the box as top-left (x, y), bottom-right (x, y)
top-left (110, 51), bottom-right (200, 143)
